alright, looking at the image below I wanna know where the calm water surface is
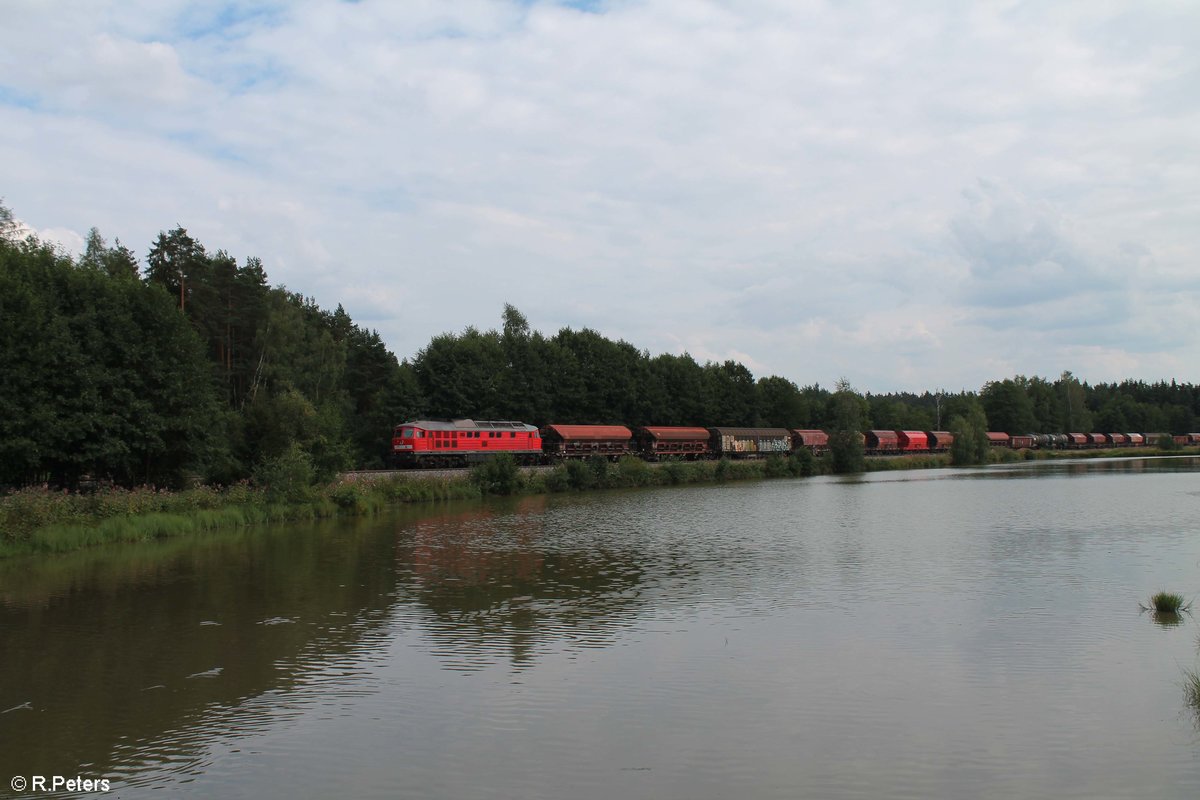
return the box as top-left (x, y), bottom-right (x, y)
top-left (3, 457), bottom-right (1200, 798)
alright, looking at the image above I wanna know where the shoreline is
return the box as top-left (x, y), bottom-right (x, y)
top-left (2, 448), bottom-right (1193, 559)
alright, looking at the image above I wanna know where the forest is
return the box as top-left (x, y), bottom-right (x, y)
top-left (2, 200), bottom-right (1198, 489)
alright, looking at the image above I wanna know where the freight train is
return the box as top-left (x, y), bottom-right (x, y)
top-left (389, 419), bottom-right (1200, 469)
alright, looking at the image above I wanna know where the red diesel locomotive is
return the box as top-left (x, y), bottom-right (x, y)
top-left (391, 419), bottom-right (542, 467)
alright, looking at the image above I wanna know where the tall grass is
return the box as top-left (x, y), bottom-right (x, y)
top-left (0, 474), bottom-right (481, 558)
top-left (1147, 591), bottom-right (1191, 613)
top-left (1185, 666), bottom-right (1200, 711)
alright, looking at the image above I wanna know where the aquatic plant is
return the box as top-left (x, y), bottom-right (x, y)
top-left (1184, 666), bottom-right (1200, 711)
top-left (1144, 591), bottom-right (1191, 614)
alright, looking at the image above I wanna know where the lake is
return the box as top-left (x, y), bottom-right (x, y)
top-left (3, 457), bottom-right (1200, 798)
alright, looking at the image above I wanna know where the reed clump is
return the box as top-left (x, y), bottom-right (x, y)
top-left (1144, 591), bottom-right (1191, 614)
top-left (1184, 667), bottom-right (1200, 711)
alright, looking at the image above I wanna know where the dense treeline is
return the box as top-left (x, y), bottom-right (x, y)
top-left (1, 203), bottom-right (421, 487)
top-left (2, 199), bottom-right (1198, 488)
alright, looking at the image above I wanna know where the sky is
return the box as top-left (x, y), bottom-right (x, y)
top-left (2, 0), bottom-right (1198, 393)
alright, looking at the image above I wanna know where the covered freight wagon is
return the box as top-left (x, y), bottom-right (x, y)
top-left (636, 427), bottom-right (710, 460)
top-left (986, 432), bottom-right (1011, 447)
top-left (709, 427), bottom-right (791, 458)
top-left (865, 430), bottom-right (900, 454)
top-left (1065, 433), bottom-right (1089, 448)
top-left (896, 431), bottom-right (928, 452)
top-left (542, 425), bottom-right (634, 460)
top-left (791, 429), bottom-right (829, 454)
top-left (1010, 434), bottom-right (1035, 449)
top-left (926, 431), bottom-right (954, 452)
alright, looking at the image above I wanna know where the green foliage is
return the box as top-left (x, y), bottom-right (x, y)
top-left (253, 442), bottom-right (317, 503)
top-left (981, 378), bottom-right (1037, 434)
top-left (764, 454), bottom-right (790, 478)
top-left (615, 455), bottom-right (652, 487)
top-left (542, 466), bottom-right (572, 492)
top-left (828, 379), bottom-right (867, 474)
top-left (714, 457), bottom-right (732, 482)
top-left (1147, 591), bottom-right (1190, 613)
top-left (949, 402), bottom-right (990, 466)
top-left (1158, 434), bottom-right (1182, 452)
top-left (587, 454), bottom-right (610, 486)
top-left (564, 459), bottom-right (596, 490)
top-left (787, 449), bottom-right (819, 477)
top-left (328, 481), bottom-right (366, 510)
top-left (661, 460), bottom-right (688, 485)
top-left (756, 375), bottom-right (810, 428)
top-left (469, 453), bottom-right (523, 496)
top-left (0, 234), bottom-right (220, 487)
top-left (1184, 665), bottom-right (1200, 713)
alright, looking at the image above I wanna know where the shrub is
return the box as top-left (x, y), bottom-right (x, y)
top-left (544, 465), bottom-right (572, 492)
top-left (764, 454), bottom-right (789, 478)
top-left (615, 455), bottom-right (652, 487)
top-left (661, 460), bottom-right (687, 485)
top-left (253, 442), bottom-right (317, 503)
top-left (788, 449), bottom-right (817, 477)
top-left (565, 459), bottom-right (595, 490)
top-left (714, 457), bottom-right (731, 482)
top-left (587, 454), bottom-right (610, 488)
top-left (328, 481), bottom-right (366, 510)
top-left (469, 453), bottom-right (523, 496)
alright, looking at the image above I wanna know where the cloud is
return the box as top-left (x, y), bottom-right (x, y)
top-left (2, 0), bottom-right (1199, 392)
top-left (950, 179), bottom-right (1123, 310)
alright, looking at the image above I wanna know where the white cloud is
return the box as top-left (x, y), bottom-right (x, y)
top-left (2, 0), bottom-right (1199, 392)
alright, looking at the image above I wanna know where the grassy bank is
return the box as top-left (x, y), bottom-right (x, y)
top-left (0, 478), bottom-right (479, 558)
top-left (2, 453), bottom-right (829, 557)
top-left (5, 446), bottom-right (1184, 558)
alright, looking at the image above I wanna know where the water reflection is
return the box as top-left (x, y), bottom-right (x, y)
top-left (397, 496), bottom-right (654, 671)
top-left (1149, 610), bottom-right (1186, 628)
top-left (0, 517), bottom-right (402, 790)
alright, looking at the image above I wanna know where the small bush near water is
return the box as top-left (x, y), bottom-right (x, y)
top-left (469, 453), bottom-right (523, 496)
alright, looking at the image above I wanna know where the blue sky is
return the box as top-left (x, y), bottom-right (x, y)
top-left (3, 0), bottom-right (1198, 392)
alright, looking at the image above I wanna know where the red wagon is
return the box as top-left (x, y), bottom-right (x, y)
top-left (542, 424), bottom-right (634, 460)
top-left (637, 427), bottom-right (711, 460)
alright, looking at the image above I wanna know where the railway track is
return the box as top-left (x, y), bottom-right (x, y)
top-left (339, 466), bottom-right (554, 482)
